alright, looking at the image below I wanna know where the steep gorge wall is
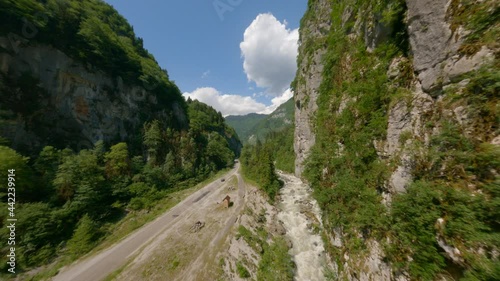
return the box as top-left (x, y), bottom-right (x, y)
top-left (293, 0), bottom-right (332, 177)
top-left (294, 0), bottom-right (498, 280)
top-left (0, 38), bottom-right (187, 154)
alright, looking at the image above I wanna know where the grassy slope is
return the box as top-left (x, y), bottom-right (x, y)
top-left (225, 98), bottom-right (294, 144)
top-left (250, 98), bottom-right (294, 143)
top-left (22, 167), bottom-right (233, 281)
top-left (225, 114), bottom-right (267, 144)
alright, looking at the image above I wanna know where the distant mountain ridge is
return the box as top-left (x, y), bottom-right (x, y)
top-left (225, 98), bottom-right (294, 144)
top-left (225, 113), bottom-right (267, 144)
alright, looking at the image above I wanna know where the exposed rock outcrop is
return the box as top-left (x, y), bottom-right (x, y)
top-left (217, 185), bottom-right (288, 281)
top-left (293, 0), bottom-right (498, 280)
top-left (294, 0), bottom-right (332, 177)
top-left (406, 0), bottom-right (494, 94)
top-left (0, 37), bottom-right (187, 153)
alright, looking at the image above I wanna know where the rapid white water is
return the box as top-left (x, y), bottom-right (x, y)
top-left (277, 171), bottom-right (327, 281)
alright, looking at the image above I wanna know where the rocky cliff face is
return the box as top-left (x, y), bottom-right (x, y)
top-left (217, 183), bottom-right (290, 281)
top-left (294, 0), bottom-right (498, 280)
top-left (0, 37), bottom-right (187, 154)
top-left (293, 0), bottom-right (332, 177)
top-left (383, 0), bottom-right (495, 198)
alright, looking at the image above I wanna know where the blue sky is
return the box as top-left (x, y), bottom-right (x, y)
top-left (103, 0), bottom-right (307, 115)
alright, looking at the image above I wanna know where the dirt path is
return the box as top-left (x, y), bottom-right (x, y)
top-left (175, 170), bottom-right (247, 281)
top-left (52, 164), bottom-right (244, 281)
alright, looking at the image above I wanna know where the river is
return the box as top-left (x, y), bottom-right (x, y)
top-left (277, 171), bottom-right (327, 281)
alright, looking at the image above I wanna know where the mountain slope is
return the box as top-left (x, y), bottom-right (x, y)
top-left (0, 0), bottom-right (186, 154)
top-left (225, 113), bottom-right (267, 144)
top-left (0, 0), bottom-right (241, 277)
top-left (294, 0), bottom-right (499, 280)
top-left (249, 98), bottom-right (294, 143)
top-left (226, 97), bottom-right (294, 144)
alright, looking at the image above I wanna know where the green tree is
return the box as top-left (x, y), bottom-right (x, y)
top-left (0, 146), bottom-right (35, 202)
top-left (104, 142), bottom-right (132, 201)
top-left (14, 203), bottom-right (59, 267)
top-left (104, 142), bottom-right (130, 178)
top-left (127, 182), bottom-right (162, 210)
top-left (66, 214), bottom-right (101, 258)
top-left (264, 127), bottom-right (295, 173)
top-left (93, 140), bottom-right (106, 164)
top-left (206, 133), bottom-right (234, 169)
top-left (240, 141), bottom-right (282, 201)
top-left (34, 146), bottom-right (61, 179)
top-left (34, 146), bottom-right (62, 201)
top-left (131, 155), bottom-right (145, 175)
top-left (141, 163), bottom-right (167, 189)
top-left (53, 149), bottom-right (109, 218)
top-left (143, 120), bottom-right (163, 166)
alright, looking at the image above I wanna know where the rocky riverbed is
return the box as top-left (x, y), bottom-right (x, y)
top-left (277, 171), bottom-right (328, 281)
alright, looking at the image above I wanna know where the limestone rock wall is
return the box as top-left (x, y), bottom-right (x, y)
top-left (294, 0), bottom-right (498, 280)
top-left (217, 184), bottom-right (287, 280)
top-left (0, 36), bottom-right (187, 153)
top-left (293, 0), bottom-right (332, 177)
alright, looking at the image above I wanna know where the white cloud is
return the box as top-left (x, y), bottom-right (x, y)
top-left (201, 70), bottom-right (210, 79)
top-left (183, 87), bottom-right (293, 116)
top-left (258, 88), bottom-right (294, 114)
top-left (240, 13), bottom-right (299, 96)
top-left (184, 87), bottom-right (266, 116)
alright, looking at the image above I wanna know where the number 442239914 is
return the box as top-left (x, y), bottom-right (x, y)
top-left (8, 169), bottom-right (15, 216)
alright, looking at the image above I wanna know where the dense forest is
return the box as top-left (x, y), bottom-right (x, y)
top-left (225, 113), bottom-right (267, 144)
top-left (0, 98), bottom-right (239, 274)
top-left (240, 126), bottom-right (295, 201)
top-left (248, 98), bottom-right (294, 144)
top-left (0, 0), bottom-right (241, 276)
top-left (226, 98), bottom-right (294, 144)
top-left (235, 99), bottom-right (295, 202)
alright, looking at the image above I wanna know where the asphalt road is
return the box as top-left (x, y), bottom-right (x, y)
top-left (52, 164), bottom-right (241, 281)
